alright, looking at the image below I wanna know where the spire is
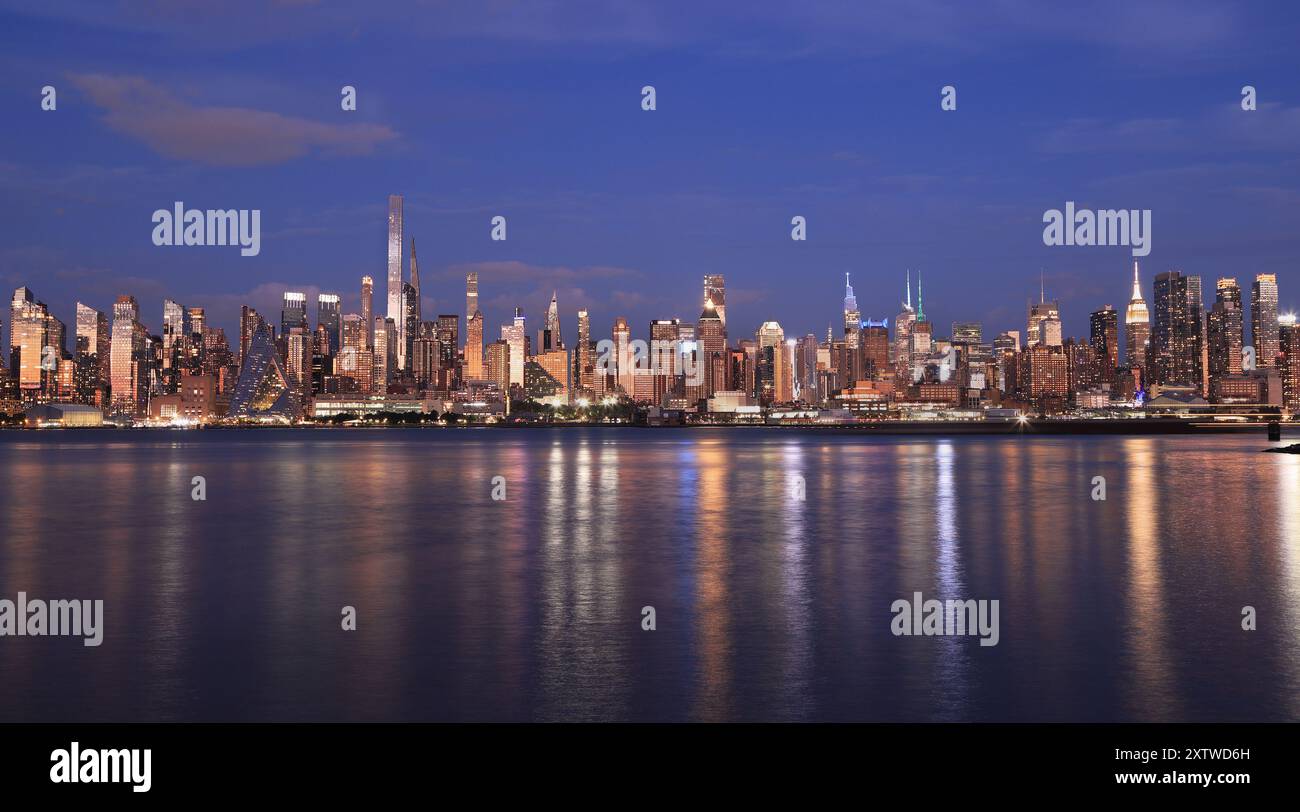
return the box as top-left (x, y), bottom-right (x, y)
top-left (1130, 260), bottom-right (1143, 301)
top-left (917, 271), bottom-right (924, 322)
top-left (409, 239), bottom-right (419, 294)
top-left (905, 269), bottom-right (912, 311)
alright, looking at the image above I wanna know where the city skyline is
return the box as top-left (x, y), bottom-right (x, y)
top-left (5, 3), bottom-right (1300, 349)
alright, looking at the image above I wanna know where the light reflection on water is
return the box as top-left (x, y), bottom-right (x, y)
top-left (0, 427), bottom-right (1297, 722)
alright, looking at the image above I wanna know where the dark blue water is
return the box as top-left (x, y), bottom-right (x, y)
top-left (1, 427), bottom-right (1298, 721)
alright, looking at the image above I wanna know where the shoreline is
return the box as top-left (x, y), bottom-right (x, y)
top-left (2, 418), bottom-right (1296, 437)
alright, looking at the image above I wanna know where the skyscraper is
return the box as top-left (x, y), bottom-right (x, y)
top-left (386, 194), bottom-right (405, 370)
top-left (542, 292), bottom-right (563, 352)
top-left (1252, 273), bottom-right (1280, 367)
top-left (1124, 261), bottom-right (1150, 382)
top-left (1280, 314), bottom-right (1299, 413)
top-left (229, 322), bottom-right (299, 419)
top-left (10, 287), bottom-right (53, 401)
top-left (895, 271), bottom-right (916, 382)
top-left (374, 316), bottom-right (396, 393)
top-left (161, 299), bottom-right (188, 392)
top-left (360, 275), bottom-right (374, 350)
top-left (110, 295), bottom-right (148, 416)
top-left (502, 307), bottom-right (526, 388)
top-left (703, 274), bottom-right (726, 329)
top-left (466, 272), bottom-right (478, 324)
top-left (75, 302), bottom-right (109, 403)
top-left (317, 294), bottom-right (341, 355)
top-left (465, 311), bottom-right (484, 381)
top-left (1152, 270), bottom-right (1203, 388)
top-left (1089, 306), bottom-right (1118, 385)
top-left (756, 321), bottom-right (786, 405)
top-left (575, 308), bottom-right (593, 398)
top-left (281, 292), bottom-right (307, 338)
top-left (611, 317), bottom-right (633, 396)
top-left (1207, 278), bottom-right (1244, 400)
top-left (697, 299), bottom-right (727, 398)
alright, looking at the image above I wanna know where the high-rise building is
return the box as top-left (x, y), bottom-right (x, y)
top-left (110, 295), bottom-right (149, 416)
top-left (542, 292), bottom-right (564, 352)
top-left (862, 320), bottom-right (890, 379)
top-left (1280, 314), bottom-right (1299, 413)
top-left (1207, 278), bottom-right (1244, 400)
top-left (1151, 271), bottom-right (1203, 389)
top-left (317, 294), bottom-right (341, 355)
top-left (75, 303), bottom-right (109, 405)
top-left (1252, 273), bottom-right (1280, 367)
top-left (649, 319), bottom-right (681, 404)
top-left (1027, 288), bottom-right (1061, 349)
top-left (239, 306), bottom-right (265, 368)
top-left (1089, 306), bottom-right (1118, 385)
top-left (697, 300), bottom-right (727, 398)
top-left (373, 317), bottom-right (396, 393)
top-left (10, 287), bottom-right (53, 401)
top-left (466, 272), bottom-right (478, 324)
top-left (161, 299), bottom-right (189, 392)
top-left (1124, 261), bottom-right (1150, 383)
top-left (386, 194), bottom-right (405, 370)
top-left (229, 322), bottom-right (299, 418)
top-left (285, 326), bottom-right (312, 409)
top-left (756, 321), bottom-right (787, 405)
top-left (895, 271), bottom-right (916, 382)
top-left (465, 311), bottom-right (484, 381)
top-left (486, 339), bottom-right (510, 392)
top-left (502, 307), bottom-right (526, 388)
top-left (575, 309), bottom-right (594, 398)
top-left (360, 275), bottom-right (374, 350)
top-left (704, 275), bottom-right (726, 328)
top-left (281, 291), bottom-right (307, 338)
top-left (611, 317), bottom-right (633, 396)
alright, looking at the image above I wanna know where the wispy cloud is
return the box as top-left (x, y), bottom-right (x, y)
top-left (68, 73), bottom-right (399, 167)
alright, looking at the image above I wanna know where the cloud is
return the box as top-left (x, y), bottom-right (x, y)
top-left (68, 73), bottom-right (399, 167)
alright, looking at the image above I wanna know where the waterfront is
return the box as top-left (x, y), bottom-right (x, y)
top-left (1, 428), bottom-right (1298, 721)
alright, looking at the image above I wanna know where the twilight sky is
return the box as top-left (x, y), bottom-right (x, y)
top-left (2, 1), bottom-right (1298, 349)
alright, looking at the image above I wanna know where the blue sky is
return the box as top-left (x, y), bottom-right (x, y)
top-left (2, 1), bottom-right (1298, 347)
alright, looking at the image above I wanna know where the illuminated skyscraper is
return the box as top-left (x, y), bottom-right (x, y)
top-left (465, 310), bottom-right (484, 381)
top-left (10, 287), bottom-right (53, 401)
top-left (895, 271), bottom-right (916, 382)
top-left (281, 292), bottom-right (307, 337)
top-left (486, 339), bottom-right (510, 392)
top-left (1124, 261), bottom-right (1150, 382)
top-left (575, 309), bottom-right (594, 398)
top-left (75, 303), bottom-right (109, 404)
top-left (1089, 306), bottom-right (1118, 384)
top-left (161, 299), bottom-right (188, 392)
top-left (110, 295), bottom-right (149, 416)
top-left (374, 316), bottom-right (396, 393)
top-left (611, 317), bottom-right (633, 396)
top-left (1207, 279), bottom-right (1244, 400)
top-left (756, 321), bottom-right (786, 405)
top-left (317, 294), bottom-right (341, 355)
top-left (697, 300), bottom-right (727, 398)
top-left (229, 322), bottom-right (299, 419)
top-left (360, 275), bottom-right (374, 350)
top-left (704, 275), bottom-right (726, 328)
top-left (1152, 270), bottom-right (1203, 389)
top-left (650, 318), bottom-right (681, 404)
top-left (386, 194), bottom-right (405, 370)
top-left (466, 272), bottom-right (478, 324)
top-left (239, 306), bottom-right (265, 368)
top-left (1252, 273), bottom-right (1280, 367)
top-left (1280, 314), bottom-right (1299, 413)
top-left (542, 291), bottom-right (564, 352)
top-left (502, 307), bottom-right (526, 388)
